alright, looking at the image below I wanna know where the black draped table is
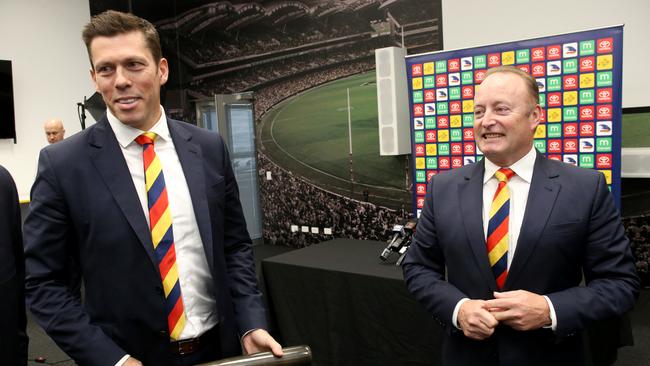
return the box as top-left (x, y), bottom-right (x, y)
top-left (261, 239), bottom-right (443, 366)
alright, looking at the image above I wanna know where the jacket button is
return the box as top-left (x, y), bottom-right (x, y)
top-left (158, 330), bottom-right (168, 338)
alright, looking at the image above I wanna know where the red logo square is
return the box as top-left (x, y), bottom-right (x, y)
top-left (596, 154), bottom-right (612, 168)
top-left (597, 38), bottom-right (614, 53)
top-left (462, 128), bottom-right (474, 141)
top-left (448, 59), bottom-right (460, 72)
top-left (449, 101), bottom-right (462, 114)
top-left (596, 88), bottom-right (613, 103)
top-left (451, 157), bottom-right (463, 168)
top-left (487, 53), bottom-right (501, 67)
top-left (415, 144), bottom-right (425, 156)
top-left (548, 154), bottom-right (562, 161)
top-left (597, 105), bottom-right (612, 120)
top-left (548, 139), bottom-right (562, 153)
top-left (474, 70), bottom-right (487, 83)
top-left (439, 157), bottom-right (451, 170)
top-left (517, 65), bottom-right (530, 73)
top-left (564, 139), bottom-right (578, 153)
top-left (531, 47), bottom-right (545, 61)
top-left (563, 75), bottom-right (578, 90)
top-left (464, 142), bottom-right (476, 154)
top-left (437, 116), bottom-right (449, 129)
top-left (563, 123), bottom-right (578, 137)
top-left (532, 63), bottom-right (546, 77)
top-left (538, 109), bottom-right (547, 123)
top-left (426, 130), bottom-right (437, 142)
top-left (580, 122), bottom-right (595, 136)
top-left (462, 86), bottom-right (474, 99)
top-left (424, 90), bottom-right (436, 102)
top-left (416, 183), bottom-right (427, 195)
top-left (451, 143), bottom-right (463, 155)
top-left (436, 74), bottom-right (448, 87)
top-left (413, 104), bottom-right (424, 117)
top-left (580, 56), bottom-right (595, 72)
top-left (411, 64), bottom-right (423, 76)
top-left (547, 92), bottom-right (562, 107)
top-left (547, 45), bottom-right (562, 60)
top-left (416, 197), bottom-right (425, 208)
top-left (580, 106), bottom-right (594, 121)
top-left (426, 171), bottom-right (437, 181)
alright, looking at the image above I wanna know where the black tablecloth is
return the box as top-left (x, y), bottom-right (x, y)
top-left (262, 239), bottom-right (443, 366)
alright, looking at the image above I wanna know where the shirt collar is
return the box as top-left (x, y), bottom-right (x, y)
top-left (483, 146), bottom-right (537, 184)
top-left (106, 106), bottom-right (170, 148)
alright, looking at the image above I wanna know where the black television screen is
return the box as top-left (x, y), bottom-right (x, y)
top-left (0, 60), bottom-right (17, 141)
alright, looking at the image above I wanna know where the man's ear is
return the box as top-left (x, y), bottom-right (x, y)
top-left (159, 58), bottom-right (169, 85)
top-left (529, 104), bottom-right (542, 132)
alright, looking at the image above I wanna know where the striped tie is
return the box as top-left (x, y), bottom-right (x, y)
top-left (135, 132), bottom-right (186, 340)
top-left (486, 168), bottom-right (515, 290)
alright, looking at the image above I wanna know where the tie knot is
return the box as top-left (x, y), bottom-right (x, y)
top-left (495, 168), bottom-right (515, 183)
top-left (135, 132), bottom-right (157, 146)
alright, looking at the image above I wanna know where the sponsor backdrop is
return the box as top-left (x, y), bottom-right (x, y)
top-left (405, 26), bottom-right (623, 216)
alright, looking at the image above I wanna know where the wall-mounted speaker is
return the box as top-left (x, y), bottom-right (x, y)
top-left (375, 47), bottom-right (410, 156)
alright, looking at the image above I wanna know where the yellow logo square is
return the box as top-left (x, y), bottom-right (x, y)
top-left (580, 73), bottom-right (595, 88)
top-left (423, 62), bottom-right (435, 75)
top-left (426, 144), bottom-right (437, 156)
top-left (563, 91), bottom-right (578, 106)
top-left (501, 51), bottom-right (515, 65)
top-left (534, 125), bottom-right (546, 138)
top-left (438, 129), bottom-right (450, 142)
top-left (596, 55), bottom-right (613, 70)
top-left (462, 100), bottom-right (474, 113)
top-left (547, 108), bottom-right (562, 122)
top-left (601, 170), bottom-right (612, 184)
top-left (450, 115), bottom-right (462, 128)
top-left (412, 77), bottom-right (423, 90)
top-left (416, 157), bottom-right (425, 169)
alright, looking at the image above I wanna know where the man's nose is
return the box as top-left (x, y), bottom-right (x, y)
top-left (114, 67), bottom-right (131, 88)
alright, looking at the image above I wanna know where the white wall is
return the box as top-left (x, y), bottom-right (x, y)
top-left (0, 0), bottom-right (97, 200)
top-left (441, 0), bottom-right (650, 109)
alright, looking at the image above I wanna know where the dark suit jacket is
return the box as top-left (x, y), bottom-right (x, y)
top-left (24, 117), bottom-right (267, 366)
top-left (0, 165), bottom-right (28, 365)
top-left (403, 153), bottom-right (639, 366)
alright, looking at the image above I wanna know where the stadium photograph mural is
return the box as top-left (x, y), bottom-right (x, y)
top-left (90, 0), bottom-right (442, 247)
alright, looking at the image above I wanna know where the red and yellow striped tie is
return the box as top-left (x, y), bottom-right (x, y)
top-left (486, 168), bottom-right (515, 290)
top-left (135, 132), bottom-right (186, 340)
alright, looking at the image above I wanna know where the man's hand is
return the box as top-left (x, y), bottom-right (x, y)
top-left (242, 329), bottom-right (283, 357)
top-left (457, 299), bottom-right (499, 340)
top-left (123, 357), bottom-right (143, 366)
top-left (485, 290), bottom-right (551, 331)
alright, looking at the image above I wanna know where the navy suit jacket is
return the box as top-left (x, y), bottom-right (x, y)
top-left (24, 117), bottom-right (267, 366)
top-left (403, 153), bottom-right (639, 366)
top-left (0, 166), bottom-right (27, 365)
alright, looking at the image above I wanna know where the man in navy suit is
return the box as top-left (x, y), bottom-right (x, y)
top-left (0, 165), bottom-right (27, 365)
top-left (24, 10), bottom-right (281, 366)
top-left (403, 66), bottom-right (639, 366)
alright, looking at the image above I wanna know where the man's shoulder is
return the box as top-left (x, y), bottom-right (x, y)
top-left (539, 156), bottom-right (601, 181)
top-left (168, 119), bottom-right (223, 143)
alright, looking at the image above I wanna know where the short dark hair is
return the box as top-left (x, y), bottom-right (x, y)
top-left (82, 10), bottom-right (162, 68)
top-left (484, 66), bottom-right (539, 106)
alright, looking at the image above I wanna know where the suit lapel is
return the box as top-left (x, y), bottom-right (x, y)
top-left (88, 117), bottom-right (157, 267)
top-left (458, 159), bottom-right (497, 291)
top-left (168, 120), bottom-right (215, 271)
top-left (505, 154), bottom-right (560, 288)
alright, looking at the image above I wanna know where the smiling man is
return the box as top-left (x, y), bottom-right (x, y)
top-left (402, 66), bottom-right (639, 366)
top-left (24, 10), bottom-right (281, 366)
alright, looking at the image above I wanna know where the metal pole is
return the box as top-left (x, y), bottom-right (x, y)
top-left (347, 88), bottom-right (354, 184)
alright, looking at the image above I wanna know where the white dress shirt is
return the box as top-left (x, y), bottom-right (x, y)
top-left (107, 108), bottom-right (218, 365)
top-left (452, 147), bottom-right (557, 330)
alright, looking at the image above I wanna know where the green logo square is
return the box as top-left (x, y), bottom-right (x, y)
top-left (476, 155), bottom-right (483, 161)
top-left (547, 124), bottom-right (562, 138)
top-left (474, 55), bottom-right (487, 69)
top-left (449, 87), bottom-right (461, 100)
top-left (596, 137), bottom-right (612, 152)
top-left (579, 89), bottom-right (594, 104)
top-left (437, 102), bottom-right (449, 115)
top-left (426, 157), bottom-right (438, 169)
top-left (462, 114), bottom-right (474, 126)
top-left (425, 117), bottom-right (436, 129)
top-left (579, 154), bottom-right (594, 168)
top-left (516, 49), bottom-right (530, 64)
top-left (538, 93), bottom-right (546, 107)
top-left (414, 130), bottom-right (425, 143)
top-left (580, 40), bottom-right (595, 55)
top-left (435, 60), bottom-right (447, 73)
top-left (547, 77), bottom-right (562, 91)
top-left (416, 170), bottom-right (426, 183)
top-left (450, 129), bottom-right (462, 141)
top-left (597, 71), bottom-right (613, 87)
top-left (438, 143), bottom-right (450, 155)
top-left (533, 139), bottom-right (546, 153)
top-left (563, 59), bottom-right (578, 74)
top-left (413, 91), bottom-right (423, 103)
top-left (461, 71), bottom-right (473, 85)
top-left (423, 76), bottom-right (435, 89)
top-left (563, 107), bottom-right (578, 122)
